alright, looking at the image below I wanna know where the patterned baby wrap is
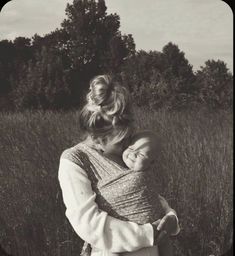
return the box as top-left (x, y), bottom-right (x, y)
top-left (62, 142), bottom-right (164, 255)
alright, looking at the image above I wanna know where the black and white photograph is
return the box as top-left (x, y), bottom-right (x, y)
top-left (0, 0), bottom-right (233, 256)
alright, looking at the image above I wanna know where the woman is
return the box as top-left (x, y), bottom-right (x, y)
top-left (58, 75), bottom-right (179, 256)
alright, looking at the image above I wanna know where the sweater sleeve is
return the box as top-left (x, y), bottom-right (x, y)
top-left (58, 157), bottom-right (154, 253)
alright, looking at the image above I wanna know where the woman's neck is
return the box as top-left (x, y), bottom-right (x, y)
top-left (103, 151), bottom-right (126, 167)
top-left (85, 136), bottom-right (124, 155)
top-left (84, 136), bottom-right (126, 166)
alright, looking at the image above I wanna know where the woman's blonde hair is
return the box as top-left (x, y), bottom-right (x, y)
top-left (79, 75), bottom-right (133, 145)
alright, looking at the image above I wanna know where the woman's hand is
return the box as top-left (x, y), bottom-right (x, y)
top-left (152, 214), bottom-right (178, 245)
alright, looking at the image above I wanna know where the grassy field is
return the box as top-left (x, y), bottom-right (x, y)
top-left (0, 109), bottom-right (233, 256)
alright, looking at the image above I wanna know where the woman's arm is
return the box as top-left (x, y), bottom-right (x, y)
top-left (58, 158), bottom-right (154, 253)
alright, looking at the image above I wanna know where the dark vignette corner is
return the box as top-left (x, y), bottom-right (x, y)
top-left (0, 0), bottom-right (12, 12)
top-left (221, 0), bottom-right (234, 13)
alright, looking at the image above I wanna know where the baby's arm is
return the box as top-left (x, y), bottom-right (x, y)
top-left (158, 195), bottom-right (180, 235)
top-left (153, 195), bottom-right (180, 256)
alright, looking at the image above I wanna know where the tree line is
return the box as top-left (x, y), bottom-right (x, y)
top-left (0, 0), bottom-right (233, 111)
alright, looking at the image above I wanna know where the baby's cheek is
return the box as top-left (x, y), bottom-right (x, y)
top-left (122, 151), bottom-right (131, 168)
top-left (132, 159), bottom-right (145, 171)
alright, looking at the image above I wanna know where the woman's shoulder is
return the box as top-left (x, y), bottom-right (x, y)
top-left (60, 142), bottom-right (87, 167)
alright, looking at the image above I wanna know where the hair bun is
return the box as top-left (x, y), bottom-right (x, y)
top-left (80, 74), bottom-right (133, 143)
top-left (88, 75), bottom-right (113, 107)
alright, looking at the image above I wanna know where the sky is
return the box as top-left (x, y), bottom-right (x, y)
top-left (0, 0), bottom-right (233, 72)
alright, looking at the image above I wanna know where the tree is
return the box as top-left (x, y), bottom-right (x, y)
top-left (14, 47), bottom-right (71, 110)
top-left (120, 50), bottom-right (163, 91)
top-left (60, 0), bottom-right (135, 102)
top-left (161, 42), bottom-right (195, 94)
top-left (120, 45), bottom-right (198, 110)
top-left (196, 60), bottom-right (233, 109)
top-left (0, 40), bottom-right (15, 95)
top-left (2, 0), bottom-right (136, 110)
top-left (13, 37), bottom-right (32, 62)
top-left (0, 37), bottom-right (34, 110)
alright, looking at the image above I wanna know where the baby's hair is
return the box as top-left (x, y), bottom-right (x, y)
top-left (79, 75), bottom-right (133, 145)
top-left (132, 130), bottom-right (158, 143)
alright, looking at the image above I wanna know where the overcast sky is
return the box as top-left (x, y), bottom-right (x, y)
top-left (0, 0), bottom-right (233, 72)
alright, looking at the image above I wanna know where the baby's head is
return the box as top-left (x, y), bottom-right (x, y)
top-left (122, 131), bottom-right (158, 171)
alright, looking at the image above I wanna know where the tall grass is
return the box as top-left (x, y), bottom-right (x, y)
top-left (134, 108), bottom-right (233, 256)
top-left (0, 109), bottom-right (233, 256)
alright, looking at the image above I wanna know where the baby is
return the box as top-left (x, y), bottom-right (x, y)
top-left (106, 131), bottom-right (176, 256)
top-left (122, 131), bottom-right (157, 172)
